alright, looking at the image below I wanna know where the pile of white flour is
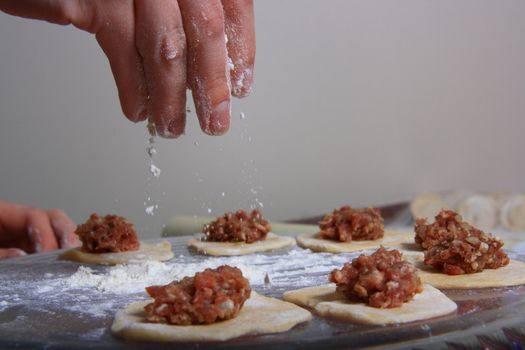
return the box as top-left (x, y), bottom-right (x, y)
top-left (59, 259), bottom-right (264, 294)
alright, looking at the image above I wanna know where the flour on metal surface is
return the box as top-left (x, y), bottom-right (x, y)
top-left (0, 246), bottom-right (363, 320)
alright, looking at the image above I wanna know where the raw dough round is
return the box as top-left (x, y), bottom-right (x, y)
top-left (187, 232), bottom-right (295, 256)
top-left (499, 195), bottom-right (525, 231)
top-left (111, 291), bottom-right (311, 342)
top-left (283, 284), bottom-right (456, 325)
top-left (457, 195), bottom-right (497, 231)
top-left (410, 193), bottom-right (449, 222)
top-left (296, 231), bottom-right (412, 253)
top-left (59, 241), bottom-right (174, 265)
top-left (403, 251), bottom-right (525, 289)
top-left (444, 189), bottom-right (475, 210)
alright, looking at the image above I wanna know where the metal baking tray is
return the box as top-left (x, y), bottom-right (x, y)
top-left (1, 236), bottom-right (525, 350)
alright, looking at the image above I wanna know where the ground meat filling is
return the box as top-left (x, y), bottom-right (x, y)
top-left (330, 247), bottom-right (423, 308)
top-left (144, 265), bottom-right (251, 325)
top-left (415, 209), bottom-right (509, 275)
top-left (203, 209), bottom-right (271, 243)
top-left (75, 213), bottom-right (140, 253)
top-left (318, 206), bottom-right (384, 242)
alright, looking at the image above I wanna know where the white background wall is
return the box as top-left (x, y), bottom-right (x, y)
top-left (1, 1), bottom-right (524, 238)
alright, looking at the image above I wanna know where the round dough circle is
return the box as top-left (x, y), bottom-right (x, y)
top-left (457, 195), bottom-right (497, 231)
top-left (111, 291), bottom-right (312, 342)
top-left (499, 195), bottom-right (525, 231)
top-left (296, 231), bottom-right (413, 253)
top-left (187, 232), bottom-right (295, 256)
top-left (402, 251), bottom-right (525, 289)
top-left (59, 241), bottom-right (174, 265)
top-left (283, 284), bottom-right (456, 325)
top-left (410, 193), bottom-right (449, 222)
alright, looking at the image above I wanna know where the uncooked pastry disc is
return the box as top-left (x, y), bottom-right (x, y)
top-left (457, 195), bottom-right (497, 231)
top-left (187, 232), bottom-right (295, 256)
top-left (402, 251), bottom-right (525, 289)
top-left (59, 241), bottom-right (174, 265)
top-left (499, 195), bottom-right (525, 231)
top-left (283, 283), bottom-right (456, 325)
top-left (296, 231), bottom-right (412, 253)
top-left (410, 193), bottom-right (450, 222)
top-left (111, 291), bottom-right (312, 342)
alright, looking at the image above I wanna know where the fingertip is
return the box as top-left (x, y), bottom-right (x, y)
top-left (11, 248), bottom-right (27, 257)
top-left (232, 67), bottom-right (253, 98)
top-left (206, 99), bottom-right (230, 135)
top-left (134, 104), bottom-right (150, 123)
top-left (63, 235), bottom-right (81, 249)
top-left (155, 112), bottom-right (187, 139)
top-left (123, 101), bottom-right (150, 123)
top-left (48, 209), bottom-right (79, 249)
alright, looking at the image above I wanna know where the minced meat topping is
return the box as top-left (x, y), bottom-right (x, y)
top-left (144, 265), bottom-right (251, 325)
top-left (415, 209), bottom-right (509, 275)
top-left (330, 247), bottom-right (423, 308)
top-left (75, 213), bottom-right (139, 253)
top-left (318, 206), bottom-right (384, 242)
top-left (203, 209), bottom-right (271, 243)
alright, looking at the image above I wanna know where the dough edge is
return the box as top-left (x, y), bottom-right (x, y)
top-left (283, 284), bottom-right (456, 325)
top-left (187, 232), bottom-right (296, 256)
top-left (403, 252), bottom-right (525, 289)
top-left (296, 231), bottom-right (413, 253)
top-left (111, 291), bottom-right (312, 342)
top-left (58, 241), bottom-right (174, 265)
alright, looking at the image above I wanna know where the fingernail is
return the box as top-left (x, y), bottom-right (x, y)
top-left (167, 115), bottom-right (186, 137)
top-left (63, 236), bottom-right (81, 249)
top-left (126, 103), bottom-right (148, 123)
top-left (7, 249), bottom-right (27, 259)
top-left (58, 228), bottom-right (81, 248)
top-left (155, 112), bottom-right (186, 139)
top-left (208, 100), bottom-right (230, 135)
top-left (135, 104), bottom-right (150, 122)
top-left (233, 68), bottom-right (253, 98)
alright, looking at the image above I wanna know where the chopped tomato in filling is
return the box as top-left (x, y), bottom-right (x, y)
top-left (330, 247), bottom-right (423, 308)
top-left (203, 209), bottom-right (270, 243)
top-left (144, 265), bottom-right (251, 325)
top-left (75, 213), bottom-right (139, 253)
top-left (415, 210), bottom-right (509, 275)
top-left (318, 206), bottom-right (384, 242)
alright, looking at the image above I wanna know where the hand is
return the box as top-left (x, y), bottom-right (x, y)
top-left (0, 0), bottom-right (255, 137)
top-left (0, 200), bottom-right (80, 260)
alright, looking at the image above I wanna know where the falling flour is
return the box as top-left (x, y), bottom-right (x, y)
top-left (149, 164), bottom-right (161, 178)
top-left (144, 125), bottom-right (161, 216)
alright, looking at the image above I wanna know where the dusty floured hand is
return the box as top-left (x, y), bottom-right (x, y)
top-left (0, 0), bottom-right (255, 137)
top-left (0, 200), bottom-right (80, 260)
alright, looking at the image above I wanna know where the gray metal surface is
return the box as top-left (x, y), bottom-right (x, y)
top-left (1, 236), bottom-right (525, 350)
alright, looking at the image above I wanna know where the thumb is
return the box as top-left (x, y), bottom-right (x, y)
top-left (0, 0), bottom-right (97, 32)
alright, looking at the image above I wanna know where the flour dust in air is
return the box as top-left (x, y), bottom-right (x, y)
top-left (238, 111), bottom-right (264, 211)
top-left (144, 121), bottom-right (162, 217)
